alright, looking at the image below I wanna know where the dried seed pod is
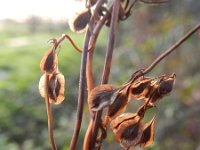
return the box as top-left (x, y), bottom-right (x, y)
top-left (88, 84), bottom-right (118, 111)
top-left (145, 73), bottom-right (176, 106)
top-left (110, 113), bottom-right (143, 149)
top-left (158, 73), bottom-right (176, 96)
top-left (39, 73), bottom-right (65, 105)
top-left (40, 47), bottom-right (58, 74)
top-left (68, 8), bottom-right (91, 33)
top-left (129, 77), bottom-right (155, 100)
top-left (104, 85), bottom-right (131, 126)
top-left (139, 116), bottom-right (156, 148)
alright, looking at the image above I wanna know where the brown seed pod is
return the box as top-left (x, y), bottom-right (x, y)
top-left (158, 73), bottom-right (176, 96)
top-left (129, 77), bottom-right (155, 100)
top-left (104, 85), bottom-right (131, 126)
top-left (68, 8), bottom-right (91, 33)
top-left (110, 113), bottom-right (143, 149)
top-left (139, 116), bottom-right (156, 148)
top-left (40, 47), bottom-right (58, 74)
top-left (39, 73), bottom-right (65, 105)
top-left (88, 84), bottom-right (118, 111)
top-left (145, 73), bottom-right (176, 106)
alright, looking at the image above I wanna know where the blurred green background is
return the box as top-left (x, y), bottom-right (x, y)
top-left (0, 0), bottom-right (200, 150)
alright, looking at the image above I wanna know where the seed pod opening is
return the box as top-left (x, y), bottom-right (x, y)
top-left (130, 77), bottom-right (154, 100)
top-left (105, 85), bottom-right (131, 125)
top-left (110, 113), bottom-right (143, 149)
top-left (39, 73), bottom-right (65, 105)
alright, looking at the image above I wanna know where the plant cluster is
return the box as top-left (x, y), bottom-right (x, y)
top-left (38, 0), bottom-right (200, 149)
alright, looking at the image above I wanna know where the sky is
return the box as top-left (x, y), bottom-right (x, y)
top-left (0, 0), bottom-right (85, 21)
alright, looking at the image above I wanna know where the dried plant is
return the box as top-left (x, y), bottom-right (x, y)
top-left (38, 0), bottom-right (200, 150)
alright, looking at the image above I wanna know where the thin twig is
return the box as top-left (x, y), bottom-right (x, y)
top-left (45, 74), bottom-right (57, 150)
top-left (69, 29), bottom-right (91, 150)
top-left (126, 22), bottom-right (200, 85)
top-left (90, 1), bottom-right (120, 149)
top-left (51, 34), bottom-right (93, 53)
top-left (139, 0), bottom-right (168, 4)
top-left (143, 22), bottom-right (200, 74)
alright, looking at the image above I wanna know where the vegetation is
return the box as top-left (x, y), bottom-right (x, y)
top-left (0, 0), bottom-right (200, 149)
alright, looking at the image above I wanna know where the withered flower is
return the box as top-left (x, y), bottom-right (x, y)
top-left (40, 46), bottom-right (58, 74)
top-left (139, 116), bottom-right (156, 148)
top-left (110, 113), bottom-right (143, 149)
top-left (39, 72), bottom-right (65, 105)
top-left (68, 8), bottom-right (91, 33)
top-left (88, 84), bottom-right (118, 111)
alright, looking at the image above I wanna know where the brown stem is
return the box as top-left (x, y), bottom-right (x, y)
top-left (126, 23), bottom-right (200, 87)
top-left (143, 22), bottom-right (200, 75)
top-left (90, 1), bottom-right (120, 149)
top-left (139, 0), bottom-right (168, 4)
top-left (45, 74), bottom-right (57, 150)
top-left (83, 7), bottom-right (112, 150)
top-left (69, 29), bottom-right (91, 150)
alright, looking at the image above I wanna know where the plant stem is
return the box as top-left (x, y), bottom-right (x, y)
top-left (143, 22), bottom-right (200, 75)
top-left (90, 1), bottom-right (120, 149)
top-left (45, 74), bottom-right (57, 150)
top-left (69, 29), bottom-right (91, 150)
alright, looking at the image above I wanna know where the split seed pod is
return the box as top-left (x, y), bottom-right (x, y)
top-left (68, 8), bottom-right (91, 33)
top-left (158, 73), bottom-right (176, 96)
top-left (104, 85), bottom-right (131, 126)
top-left (110, 113), bottom-right (143, 149)
top-left (129, 77), bottom-right (157, 100)
top-left (139, 116), bottom-right (156, 148)
top-left (145, 73), bottom-right (176, 106)
top-left (88, 84), bottom-right (118, 111)
top-left (39, 73), bottom-right (65, 105)
top-left (40, 47), bottom-right (58, 74)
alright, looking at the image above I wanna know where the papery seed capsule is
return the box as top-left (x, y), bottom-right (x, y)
top-left (158, 73), bottom-right (176, 96)
top-left (129, 77), bottom-right (155, 100)
top-left (145, 73), bottom-right (176, 106)
top-left (68, 8), bottom-right (91, 33)
top-left (40, 47), bottom-right (58, 74)
top-left (110, 113), bottom-right (143, 149)
top-left (139, 116), bottom-right (156, 148)
top-left (104, 85), bottom-right (131, 126)
top-left (88, 84), bottom-right (117, 111)
top-left (39, 73), bottom-right (65, 105)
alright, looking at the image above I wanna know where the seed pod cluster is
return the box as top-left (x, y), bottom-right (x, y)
top-left (88, 72), bottom-right (176, 149)
top-left (108, 73), bottom-right (176, 149)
